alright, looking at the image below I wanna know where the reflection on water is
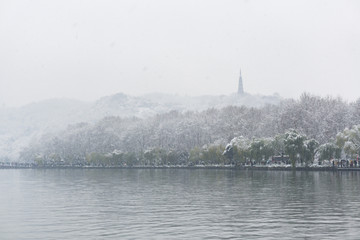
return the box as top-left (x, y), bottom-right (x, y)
top-left (1, 169), bottom-right (360, 239)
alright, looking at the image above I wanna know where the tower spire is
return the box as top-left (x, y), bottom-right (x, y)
top-left (238, 69), bottom-right (244, 95)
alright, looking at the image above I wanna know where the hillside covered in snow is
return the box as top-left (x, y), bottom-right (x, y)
top-left (15, 93), bottom-right (360, 167)
top-left (0, 92), bottom-right (282, 161)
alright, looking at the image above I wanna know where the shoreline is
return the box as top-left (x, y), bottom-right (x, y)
top-left (1, 165), bottom-right (360, 171)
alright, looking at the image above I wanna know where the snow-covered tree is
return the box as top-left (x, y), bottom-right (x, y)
top-left (303, 139), bottom-right (319, 166)
top-left (336, 125), bottom-right (360, 159)
top-left (284, 129), bottom-right (306, 167)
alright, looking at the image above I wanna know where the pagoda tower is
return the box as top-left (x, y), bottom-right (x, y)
top-left (238, 69), bottom-right (244, 95)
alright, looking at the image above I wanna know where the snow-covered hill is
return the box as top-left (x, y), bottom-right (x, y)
top-left (90, 92), bottom-right (283, 118)
top-left (0, 92), bottom-right (282, 161)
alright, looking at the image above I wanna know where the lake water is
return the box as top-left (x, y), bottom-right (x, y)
top-left (1, 169), bottom-right (360, 239)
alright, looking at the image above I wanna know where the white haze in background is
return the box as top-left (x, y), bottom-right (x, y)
top-left (0, 0), bottom-right (359, 107)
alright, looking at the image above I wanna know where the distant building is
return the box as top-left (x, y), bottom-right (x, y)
top-left (238, 69), bottom-right (244, 95)
top-left (271, 155), bottom-right (290, 164)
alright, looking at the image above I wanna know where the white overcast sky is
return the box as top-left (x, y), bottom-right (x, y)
top-left (0, 0), bottom-right (359, 107)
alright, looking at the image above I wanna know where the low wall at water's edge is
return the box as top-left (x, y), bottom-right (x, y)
top-left (2, 163), bottom-right (360, 171)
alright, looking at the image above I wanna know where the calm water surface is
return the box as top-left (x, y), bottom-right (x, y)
top-left (1, 169), bottom-right (360, 239)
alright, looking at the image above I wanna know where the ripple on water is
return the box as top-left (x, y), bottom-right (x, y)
top-left (1, 169), bottom-right (360, 239)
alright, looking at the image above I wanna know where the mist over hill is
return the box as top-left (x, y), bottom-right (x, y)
top-left (2, 92), bottom-right (360, 165)
top-left (0, 92), bottom-right (282, 161)
top-left (17, 93), bottom-right (360, 166)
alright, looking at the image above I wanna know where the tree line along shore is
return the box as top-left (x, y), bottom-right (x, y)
top-left (13, 126), bottom-right (360, 170)
top-left (16, 94), bottom-right (360, 167)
